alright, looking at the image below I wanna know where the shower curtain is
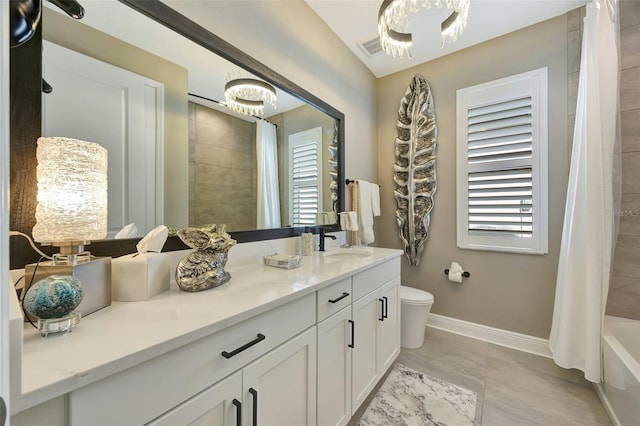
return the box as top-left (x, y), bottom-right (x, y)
top-left (549, 0), bottom-right (620, 383)
top-left (256, 120), bottom-right (281, 229)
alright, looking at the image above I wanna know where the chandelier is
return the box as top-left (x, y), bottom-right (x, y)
top-left (224, 72), bottom-right (277, 117)
top-left (378, 0), bottom-right (470, 58)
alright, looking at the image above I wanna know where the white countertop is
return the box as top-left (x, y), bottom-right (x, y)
top-left (11, 246), bottom-right (401, 413)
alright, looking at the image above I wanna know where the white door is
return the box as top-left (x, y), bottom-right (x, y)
top-left (350, 291), bottom-right (381, 415)
top-left (1, 2), bottom-right (10, 423)
top-left (317, 307), bottom-right (352, 426)
top-left (377, 278), bottom-right (400, 374)
top-left (243, 327), bottom-right (317, 426)
top-left (42, 41), bottom-right (164, 237)
top-left (148, 371), bottom-right (242, 426)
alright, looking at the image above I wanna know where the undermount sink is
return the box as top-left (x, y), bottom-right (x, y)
top-left (322, 247), bottom-right (374, 257)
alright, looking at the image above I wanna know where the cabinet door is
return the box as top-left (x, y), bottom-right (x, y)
top-left (243, 327), bottom-right (317, 426)
top-left (350, 290), bottom-right (381, 415)
top-left (148, 371), bottom-right (242, 426)
top-left (377, 277), bottom-right (400, 374)
top-left (317, 307), bottom-right (352, 426)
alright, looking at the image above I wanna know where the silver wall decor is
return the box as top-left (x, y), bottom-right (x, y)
top-left (394, 74), bottom-right (438, 266)
top-left (175, 225), bottom-right (237, 292)
top-left (328, 119), bottom-right (339, 212)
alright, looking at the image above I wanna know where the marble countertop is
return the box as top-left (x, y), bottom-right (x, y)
top-left (12, 246), bottom-right (402, 413)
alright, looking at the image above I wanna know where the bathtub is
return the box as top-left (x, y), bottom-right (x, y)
top-left (595, 316), bottom-right (640, 426)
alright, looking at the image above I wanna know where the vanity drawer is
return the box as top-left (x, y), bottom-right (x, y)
top-left (317, 277), bottom-right (352, 322)
top-left (352, 258), bottom-right (401, 300)
top-left (68, 293), bottom-right (316, 426)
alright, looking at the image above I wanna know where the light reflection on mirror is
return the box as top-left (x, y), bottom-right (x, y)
top-left (41, 1), bottom-right (339, 239)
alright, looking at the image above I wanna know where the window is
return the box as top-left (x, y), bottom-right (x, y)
top-left (456, 68), bottom-right (548, 254)
top-left (288, 127), bottom-right (323, 226)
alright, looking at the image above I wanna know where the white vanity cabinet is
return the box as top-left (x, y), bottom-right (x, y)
top-left (150, 327), bottom-right (317, 426)
top-left (68, 293), bottom-right (317, 426)
top-left (317, 258), bottom-right (401, 426)
top-left (242, 327), bottom-right (316, 426)
top-left (317, 306), bottom-right (352, 426)
top-left (148, 370), bottom-right (242, 426)
top-left (11, 248), bottom-right (403, 426)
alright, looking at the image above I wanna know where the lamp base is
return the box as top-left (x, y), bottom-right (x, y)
top-left (37, 312), bottom-right (81, 337)
top-left (25, 255), bottom-right (112, 317)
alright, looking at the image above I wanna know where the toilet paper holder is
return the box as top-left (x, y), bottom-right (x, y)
top-left (444, 269), bottom-right (470, 278)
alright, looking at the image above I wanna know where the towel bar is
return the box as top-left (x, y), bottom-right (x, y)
top-left (345, 179), bottom-right (381, 187)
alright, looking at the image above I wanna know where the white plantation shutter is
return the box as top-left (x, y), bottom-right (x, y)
top-left (289, 127), bottom-right (322, 226)
top-left (457, 68), bottom-right (548, 254)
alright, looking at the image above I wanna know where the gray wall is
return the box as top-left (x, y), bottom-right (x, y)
top-left (376, 15), bottom-right (570, 339)
top-left (188, 103), bottom-right (257, 231)
top-left (607, 0), bottom-right (640, 320)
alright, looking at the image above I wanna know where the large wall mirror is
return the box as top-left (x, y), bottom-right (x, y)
top-left (10, 0), bottom-right (344, 268)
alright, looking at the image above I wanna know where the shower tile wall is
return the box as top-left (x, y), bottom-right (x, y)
top-left (188, 102), bottom-right (257, 231)
top-left (608, 0), bottom-right (640, 320)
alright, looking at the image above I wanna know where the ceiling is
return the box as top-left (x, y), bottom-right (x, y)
top-left (305, 0), bottom-right (588, 78)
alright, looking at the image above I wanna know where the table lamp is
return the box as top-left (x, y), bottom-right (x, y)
top-left (25, 137), bottom-right (112, 325)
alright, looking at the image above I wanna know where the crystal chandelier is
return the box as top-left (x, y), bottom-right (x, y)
top-left (378, 0), bottom-right (471, 58)
top-left (224, 72), bottom-right (277, 117)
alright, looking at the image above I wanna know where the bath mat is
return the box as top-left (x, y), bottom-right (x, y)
top-left (357, 363), bottom-right (477, 426)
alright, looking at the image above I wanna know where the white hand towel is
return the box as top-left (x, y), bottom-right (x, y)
top-left (371, 184), bottom-right (381, 217)
top-left (339, 211), bottom-right (359, 231)
top-left (358, 180), bottom-right (375, 245)
top-left (347, 211), bottom-right (358, 231)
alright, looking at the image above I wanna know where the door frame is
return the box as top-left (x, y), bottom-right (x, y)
top-left (1, 0), bottom-right (12, 422)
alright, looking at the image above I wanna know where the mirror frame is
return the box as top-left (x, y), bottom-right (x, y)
top-left (9, 0), bottom-right (344, 269)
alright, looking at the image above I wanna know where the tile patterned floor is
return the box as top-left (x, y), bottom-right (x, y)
top-left (350, 327), bottom-right (612, 426)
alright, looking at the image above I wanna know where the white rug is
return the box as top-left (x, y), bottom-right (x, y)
top-left (357, 363), bottom-right (477, 426)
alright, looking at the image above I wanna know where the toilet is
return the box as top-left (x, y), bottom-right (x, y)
top-left (400, 285), bottom-right (434, 349)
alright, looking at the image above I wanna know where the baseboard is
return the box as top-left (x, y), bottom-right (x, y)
top-left (427, 313), bottom-right (553, 358)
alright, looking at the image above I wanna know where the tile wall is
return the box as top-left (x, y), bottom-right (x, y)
top-left (188, 102), bottom-right (257, 231)
top-left (608, 1), bottom-right (640, 320)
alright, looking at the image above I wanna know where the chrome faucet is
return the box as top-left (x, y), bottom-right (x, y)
top-left (318, 227), bottom-right (337, 252)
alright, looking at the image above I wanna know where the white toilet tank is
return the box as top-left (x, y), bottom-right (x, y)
top-left (400, 285), bottom-right (434, 349)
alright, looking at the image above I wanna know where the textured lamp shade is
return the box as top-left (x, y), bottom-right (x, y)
top-left (32, 137), bottom-right (108, 244)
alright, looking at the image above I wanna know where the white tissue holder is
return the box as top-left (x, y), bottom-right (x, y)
top-left (112, 252), bottom-right (170, 301)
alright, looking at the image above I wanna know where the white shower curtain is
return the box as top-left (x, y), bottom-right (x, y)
top-left (549, 0), bottom-right (620, 383)
top-left (256, 120), bottom-right (281, 229)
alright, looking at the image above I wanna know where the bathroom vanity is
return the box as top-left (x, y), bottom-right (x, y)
top-left (10, 246), bottom-right (401, 426)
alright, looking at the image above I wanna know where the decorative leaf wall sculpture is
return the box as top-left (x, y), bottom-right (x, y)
top-left (394, 74), bottom-right (437, 266)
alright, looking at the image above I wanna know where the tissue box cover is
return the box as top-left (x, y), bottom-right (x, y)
top-left (112, 253), bottom-right (170, 301)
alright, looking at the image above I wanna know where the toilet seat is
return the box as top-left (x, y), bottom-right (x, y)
top-left (401, 286), bottom-right (434, 305)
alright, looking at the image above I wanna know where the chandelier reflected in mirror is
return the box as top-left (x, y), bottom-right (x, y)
top-left (224, 72), bottom-right (277, 117)
top-left (378, 0), bottom-right (470, 58)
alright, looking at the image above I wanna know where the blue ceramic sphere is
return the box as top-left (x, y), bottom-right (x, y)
top-left (24, 275), bottom-right (84, 319)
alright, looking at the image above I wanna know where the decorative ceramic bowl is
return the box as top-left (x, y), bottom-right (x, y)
top-left (23, 275), bottom-right (84, 319)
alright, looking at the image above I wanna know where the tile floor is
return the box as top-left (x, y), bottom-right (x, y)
top-left (350, 327), bottom-right (612, 426)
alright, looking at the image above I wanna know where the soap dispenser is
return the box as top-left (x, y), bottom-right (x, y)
top-left (301, 227), bottom-right (314, 256)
